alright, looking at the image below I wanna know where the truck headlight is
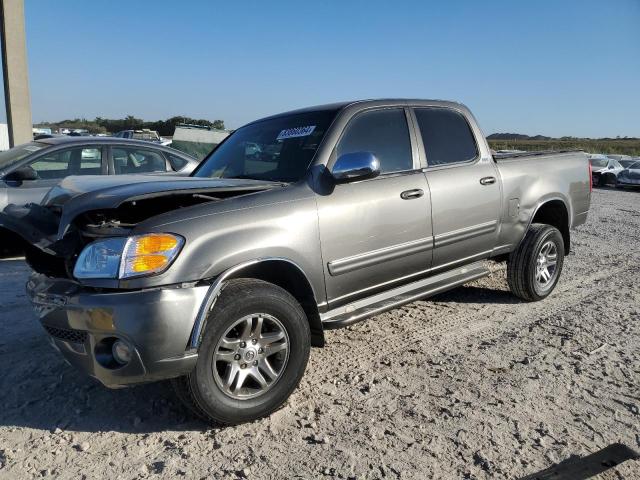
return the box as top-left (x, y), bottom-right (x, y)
top-left (73, 234), bottom-right (184, 280)
top-left (120, 233), bottom-right (184, 278)
top-left (74, 237), bottom-right (127, 279)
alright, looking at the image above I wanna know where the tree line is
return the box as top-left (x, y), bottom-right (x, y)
top-left (34, 115), bottom-right (225, 136)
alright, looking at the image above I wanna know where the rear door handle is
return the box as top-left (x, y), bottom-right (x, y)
top-left (400, 189), bottom-right (424, 200)
top-left (480, 176), bottom-right (496, 185)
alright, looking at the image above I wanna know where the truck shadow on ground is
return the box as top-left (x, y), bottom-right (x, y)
top-left (1, 264), bottom-right (516, 434)
top-left (430, 284), bottom-right (521, 305)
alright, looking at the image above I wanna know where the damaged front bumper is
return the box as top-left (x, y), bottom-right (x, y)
top-left (27, 274), bottom-right (209, 387)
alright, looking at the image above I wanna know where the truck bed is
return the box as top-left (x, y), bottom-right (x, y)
top-left (492, 150), bottom-right (591, 255)
top-left (493, 149), bottom-right (583, 161)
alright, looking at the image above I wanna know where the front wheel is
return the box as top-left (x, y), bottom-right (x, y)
top-left (172, 278), bottom-right (311, 425)
top-left (507, 224), bottom-right (565, 302)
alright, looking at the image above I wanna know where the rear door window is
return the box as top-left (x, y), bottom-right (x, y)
top-left (336, 108), bottom-right (413, 174)
top-left (414, 108), bottom-right (478, 166)
top-left (112, 147), bottom-right (168, 174)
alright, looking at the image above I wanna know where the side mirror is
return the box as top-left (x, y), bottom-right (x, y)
top-left (331, 151), bottom-right (380, 183)
top-left (4, 166), bottom-right (38, 183)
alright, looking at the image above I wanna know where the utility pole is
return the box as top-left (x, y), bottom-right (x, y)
top-left (0, 0), bottom-right (32, 147)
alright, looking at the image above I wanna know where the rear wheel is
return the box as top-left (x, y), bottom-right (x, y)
top-left (507, 224), bottom-right (565, 302)
top-left (172, 278), bottom-right (310, 425)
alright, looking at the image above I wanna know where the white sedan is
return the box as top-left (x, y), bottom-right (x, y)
top-left (590, 157), bottom-right (624, 187)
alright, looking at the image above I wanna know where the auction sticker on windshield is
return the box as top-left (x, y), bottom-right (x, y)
top-left (277, 125), bottom-right (316, 140)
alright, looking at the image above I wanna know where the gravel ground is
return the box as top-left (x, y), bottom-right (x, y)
top-left (0, 187), bottom-right (638, 479)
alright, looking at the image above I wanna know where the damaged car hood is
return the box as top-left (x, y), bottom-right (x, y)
top-left (1, 174), bottom-right (282, 254)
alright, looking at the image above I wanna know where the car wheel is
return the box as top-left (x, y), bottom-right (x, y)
top-left (507, 223), bottom-right (565, 302)
top-left (172, 278), bottom-right (311, 425)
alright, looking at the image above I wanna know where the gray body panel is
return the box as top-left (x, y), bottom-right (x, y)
top-left (9, 99), bottom-right (590, 387)
top-left (493, 151), bottom-right (591, 254)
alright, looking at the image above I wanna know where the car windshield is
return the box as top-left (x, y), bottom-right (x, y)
top-left (0, 142), bottom-right (47, 171)
top-left (194, 110), bottom-right (338, 182)
top-left (589, 158), bottom-right (608, 168)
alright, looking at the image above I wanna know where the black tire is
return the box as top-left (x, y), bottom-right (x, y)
top-left (173, 278), bottom-right (311, 425)
top-left (507, 224), bottom-right (565, 302)
top-left (598, 175), bottom-right (606, 187)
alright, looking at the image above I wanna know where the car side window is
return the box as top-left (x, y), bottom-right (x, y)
top-left (336, 108), bottom-right (413, 174)
top-left (29, 147), bottom-right (102, 179)
top-left (414, 108), bottom-right (478, 167)
top-left (112, 147), bottom-right (167, 174)
top-left (168, 154), bottom-right (188, 171)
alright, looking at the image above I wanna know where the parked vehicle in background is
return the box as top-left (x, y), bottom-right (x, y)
top-left (0, 137), bottom-right (198, 215)
top-left (2, 99), bottom-right (591, 425)
top-left (113, 129), bottom-right (172, 146)
top-left (590, 157), bottom-right (624, 186)
top-left (606, 154), bottom-right (631, 162)
top-left (619, 158), bottom-right (638, 169)
top-left (616, 161), bottom-right (640, 188)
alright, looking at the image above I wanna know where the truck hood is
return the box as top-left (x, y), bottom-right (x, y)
top-left (44, 174), bottom-right (279, 212)
top-left (0, 174), bottom-right (281, 255)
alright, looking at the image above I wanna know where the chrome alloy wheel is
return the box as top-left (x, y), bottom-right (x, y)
top-left (212, 313), bottom-right (290, 400)
top-left (535, 240), bottom-right (558, 288)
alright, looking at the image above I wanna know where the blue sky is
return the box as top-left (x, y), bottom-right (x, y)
top-left (16, 0), bottom-right (640, 137)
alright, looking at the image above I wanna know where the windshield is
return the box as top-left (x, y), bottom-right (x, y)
top-left (194, 110), bottom-right (338, 182)
top-left (589, 158), bottom-right (608, 168)
top-left (0, 142), bottom-right (47, 171)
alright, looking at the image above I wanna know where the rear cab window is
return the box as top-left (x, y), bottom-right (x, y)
top-left (413, 107), bottom-right (478, 167)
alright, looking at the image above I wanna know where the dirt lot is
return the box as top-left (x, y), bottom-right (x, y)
top-left (0, 188), bottom-right (638, 479)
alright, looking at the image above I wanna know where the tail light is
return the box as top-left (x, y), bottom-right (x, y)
top-left (588, 161), bottom-right (592, 193)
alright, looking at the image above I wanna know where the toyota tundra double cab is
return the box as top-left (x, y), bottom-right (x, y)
top-left (1, 100), bottom-right (591, 425)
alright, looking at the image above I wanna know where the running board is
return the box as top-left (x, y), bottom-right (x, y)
top-left (320, 261), bottom-right (490, 329)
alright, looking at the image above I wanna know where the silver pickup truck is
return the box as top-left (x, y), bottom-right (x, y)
top-left (1, 99), bottom-right (591, 425)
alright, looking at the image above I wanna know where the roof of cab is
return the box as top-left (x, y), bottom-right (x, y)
top-left (246, 99), bottom-right (466, 126)
top-left (36, 136), bottom-right (160, 147)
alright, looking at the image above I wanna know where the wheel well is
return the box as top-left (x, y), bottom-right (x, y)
top-left (228, 260), bottom-right (325, 347)
top-left (531, 200), bottom-right (570, 253)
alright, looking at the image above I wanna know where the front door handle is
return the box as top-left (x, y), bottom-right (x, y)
top-left (400, 189), bottom-right (424, 200)
top-left (480, 176), bottom-right (496, 185)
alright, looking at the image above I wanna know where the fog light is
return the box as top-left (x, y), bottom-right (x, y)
top-left (112, 340), bottom-right (132, 365)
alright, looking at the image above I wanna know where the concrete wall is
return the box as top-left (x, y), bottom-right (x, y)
top-left (1, 0), bottom-right (32, 146)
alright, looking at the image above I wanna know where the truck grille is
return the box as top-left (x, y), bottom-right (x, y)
top-left (43, 325), bottom-right (87, 344)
